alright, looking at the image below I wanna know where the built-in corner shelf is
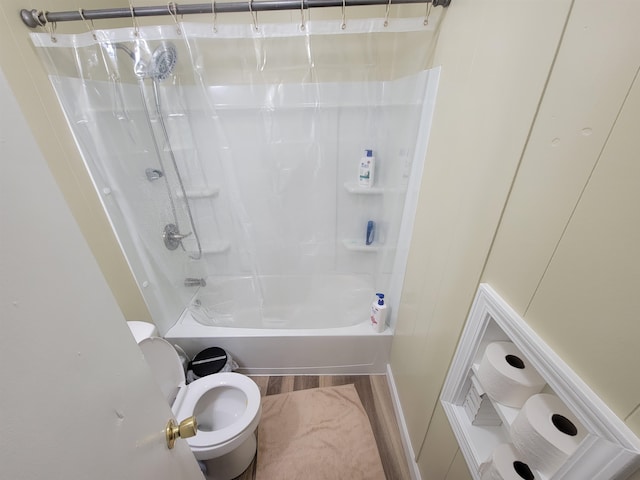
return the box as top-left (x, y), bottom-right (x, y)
top-left (341, 239), bottom-right (381, 252)
top-left (441, 284), bottom-right (640, 480)
top-left (176, 186), bottom-right (220, 199)
top-left (343, 182), bottom-right (384, 195)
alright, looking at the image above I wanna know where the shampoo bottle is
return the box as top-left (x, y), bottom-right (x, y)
top-left (366, 220), bottom-right (376, 245)
top-left (358, 149), bottom-right (375, 187)
top-left (370, 293), bottom-right (387, 333)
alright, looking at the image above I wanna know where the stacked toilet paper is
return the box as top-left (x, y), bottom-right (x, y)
top-left (476, 342), bottom-right (585, 478)
top-left (477, 341), bottom-right (546, 408)
top-left (510, 393), bottom-right (584, 477)
top-left (479, 443), bottom-right (535, 480)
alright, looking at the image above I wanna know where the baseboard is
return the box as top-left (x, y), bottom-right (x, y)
top-left (386, 363), bottom-right (422, 480)
top-left (237, 364), bottom-right (388, 375)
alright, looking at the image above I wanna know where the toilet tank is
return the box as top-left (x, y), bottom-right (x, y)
top-left (127, 321), bottom-right (158, 343)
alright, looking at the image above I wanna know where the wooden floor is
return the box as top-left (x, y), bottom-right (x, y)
top-left (233, 375), bottom-right (412, 480)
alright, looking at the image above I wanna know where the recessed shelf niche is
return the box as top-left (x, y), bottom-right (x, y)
top-left (441, 284), bottom-right (640, 480)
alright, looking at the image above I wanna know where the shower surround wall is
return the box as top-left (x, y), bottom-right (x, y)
top-left (53, 68), bottom-right (436, 333)
top-left (33, 20), bottom-right (439, 372)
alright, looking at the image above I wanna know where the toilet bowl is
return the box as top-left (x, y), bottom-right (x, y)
top-left (127, 322), bottom-right (261, 480)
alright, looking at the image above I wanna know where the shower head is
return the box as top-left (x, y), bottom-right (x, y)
top-left (112, 42), bottom-right (177, 81)
top-left (149, 43), bottom-right (177, 82)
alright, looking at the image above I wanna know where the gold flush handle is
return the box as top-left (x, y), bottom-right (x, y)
top-left (165, 416), bottom-right (198, 449)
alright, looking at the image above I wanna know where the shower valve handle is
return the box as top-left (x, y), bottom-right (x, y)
top-left (169, 231), bottom-right (192, 240)
top-left (163, 223), bottom-right (192, 251)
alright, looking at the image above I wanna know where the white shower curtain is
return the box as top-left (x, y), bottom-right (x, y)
top-left (31, 12), bottom-right (442, 330)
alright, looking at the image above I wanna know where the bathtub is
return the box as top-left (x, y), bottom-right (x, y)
top-left (182, 274), bottom-right (379, 329)
top-left (165, 312), bottom-right (392, 375)
top-left (164, 274), bottom-right (393, 375)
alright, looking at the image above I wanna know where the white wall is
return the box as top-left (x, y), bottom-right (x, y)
top-left (53, 68), bottom-right (433, 332)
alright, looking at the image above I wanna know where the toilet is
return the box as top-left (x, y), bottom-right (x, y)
top-left (127, 321), bottom-right (261, 480)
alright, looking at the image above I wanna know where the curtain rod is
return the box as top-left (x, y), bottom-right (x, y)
top-left (20, 0), bottom-right (450, 28)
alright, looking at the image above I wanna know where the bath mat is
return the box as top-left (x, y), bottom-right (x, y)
top-left (256, 384), bottom-right (386, 480)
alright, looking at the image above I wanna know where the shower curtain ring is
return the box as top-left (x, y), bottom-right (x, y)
top-left (300, 0), bottom-right (306, 31)
top-left (42, 11), bottom-right (57, 43)
top-left (248, 0), bottom-right (259, 32)
top-left (384, 0), bottom-right (392, 27)
top-left (424, 0), bottom-right (432, 26)
top-left (341, 0), bottom-right (346, 30)
top-left (168, 2), bottom-right (182, 35)
top-left (79, 8), bottom-right (98, 40)
top-left (34, 10), bottom-right (46, 28)
top-left (129, 2), bottom-right (140, 37)
top-left (211, 0), bottom-right (217, 33)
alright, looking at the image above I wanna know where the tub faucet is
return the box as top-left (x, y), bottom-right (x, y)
top-left (184, 278), bottom-right (206, 287)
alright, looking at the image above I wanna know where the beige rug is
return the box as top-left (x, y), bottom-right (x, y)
top-left (256, 384), bottom-right (386, 480)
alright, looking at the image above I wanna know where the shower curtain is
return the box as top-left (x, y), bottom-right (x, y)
top-left (31, 9), bottom-right (442, 331)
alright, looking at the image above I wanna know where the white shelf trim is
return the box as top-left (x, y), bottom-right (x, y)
top-left (441, 283), bottom-right (640, 480)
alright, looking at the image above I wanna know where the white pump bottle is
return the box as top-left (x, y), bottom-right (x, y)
top-left (370, 293), bottom-right (387, 333)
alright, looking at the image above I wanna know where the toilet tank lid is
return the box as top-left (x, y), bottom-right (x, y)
top-left (127, 321), bottom-right (158, 343)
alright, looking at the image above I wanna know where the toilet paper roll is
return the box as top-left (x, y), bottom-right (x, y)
top-left (479, 443), bottom-right (536, 480)
top-left (477, 342), bottom-right (546, 408)
top-left (511, 393), bottom-right (585, 477)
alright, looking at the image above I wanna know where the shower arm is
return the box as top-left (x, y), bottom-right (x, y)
top-left (20, 0), bottom-right (450, 28)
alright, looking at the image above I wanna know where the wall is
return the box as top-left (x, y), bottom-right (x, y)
top-left (482, 0), bottom-right (640, 447)
top-left (389, 0), bottom-right (570, 476)
top-left (0, 0), bottom-right (150, 320)
top-left (390, 0), bottom-right (640, 479)
top-left (51, 69), bottom-right (431, 332)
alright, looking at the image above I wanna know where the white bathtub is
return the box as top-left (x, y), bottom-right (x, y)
top-left (165, 311), bottom-right (392, 375)
top-left (164, 274), bottom-right (393, 374)
top-left (184, 274), bottom-right (377, 329)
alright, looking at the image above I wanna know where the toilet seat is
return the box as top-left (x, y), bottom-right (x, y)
top-left (137, 336), bottom-right (261, 451)
top-left (174, 372), bottom-right (261, 449)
